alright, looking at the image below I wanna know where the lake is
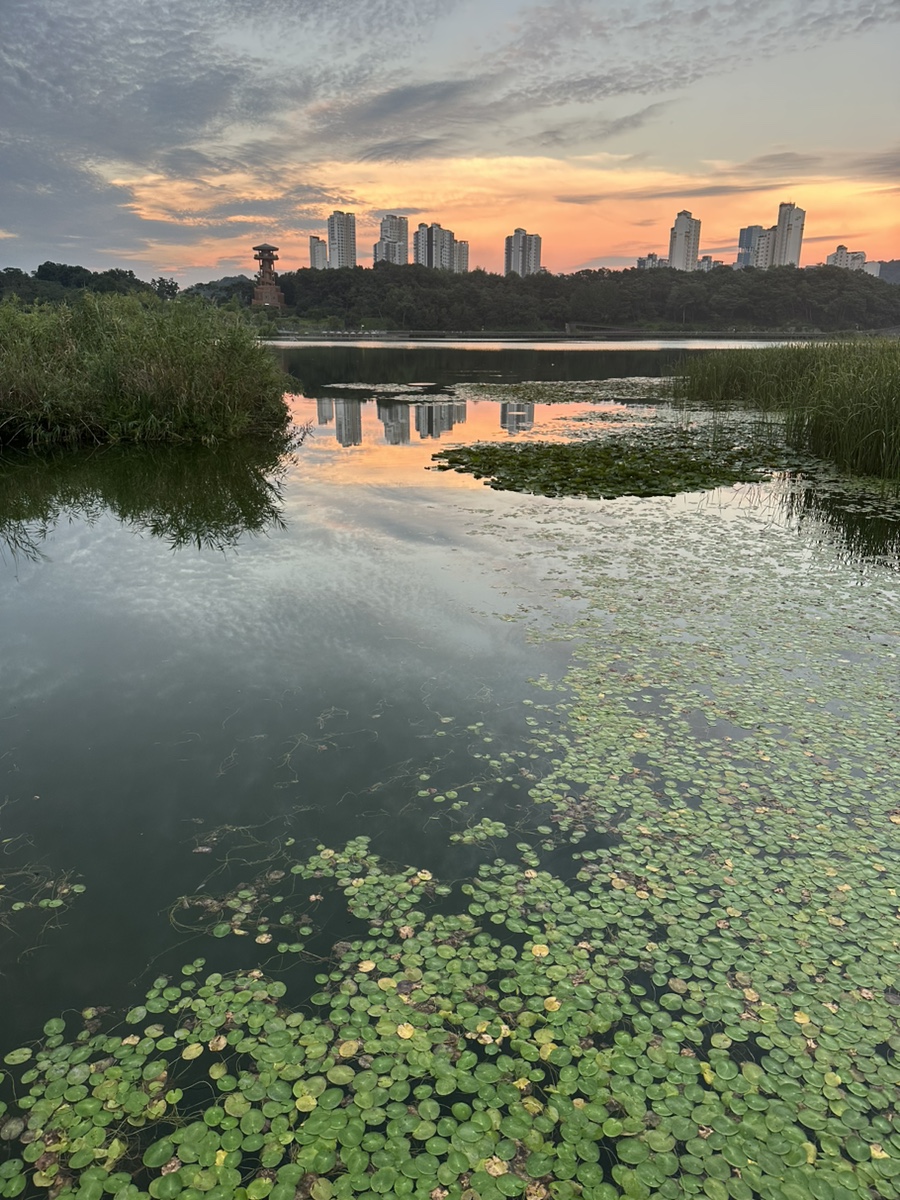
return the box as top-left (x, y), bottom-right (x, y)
top-left (1, 344), bottom-right (898, 1200)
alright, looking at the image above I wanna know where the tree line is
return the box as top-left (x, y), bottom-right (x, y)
top-left (3, 258), bottom-right (900, 332)
top-left (1, 262), bottom-right (178, 304)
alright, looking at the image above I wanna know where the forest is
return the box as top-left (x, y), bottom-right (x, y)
top-left (3, 259), bottom-right (900, 333)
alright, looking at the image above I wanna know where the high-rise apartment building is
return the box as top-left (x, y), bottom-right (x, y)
top-left (636, 253), bottom-right (668, 269)
top-left (413, 223), bottom-right (467, 272)
top-left (309, 235), bottom-right (328, 270)
top-left (739, 203), bottom-right (806, 270)
top-left (668, 210), bottom-right (701, 271)
top-left (326, 211), bottom-right (357, 269)
top-left (736, 225), bottom-right (764, 269)
top-left (773, 202), bottom-right (805, 267)
top-left (826, 244), bottom-right (868, 270)
top-left (505, 228), bottom-right (542, 276)
top-left (373, 214), bottom-right (409, 265)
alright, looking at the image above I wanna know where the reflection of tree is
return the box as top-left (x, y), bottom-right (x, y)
top-left (0, 434), bottom-right (304, 561)
top-left (780, 479), bottom-right (900, 569)
top-left (277, 345), bottom-right (688, 395)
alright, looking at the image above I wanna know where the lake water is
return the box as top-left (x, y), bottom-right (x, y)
top-left (1, 344), bottom-right (898, 1200)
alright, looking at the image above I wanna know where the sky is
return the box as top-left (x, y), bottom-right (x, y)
top-left (1, 0), bottom-right (898, 284)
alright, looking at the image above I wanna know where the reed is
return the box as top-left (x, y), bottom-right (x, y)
top-left (0, 293), bottom-right (289, 447)
top-left (675, 341), bottom-right (900, 480)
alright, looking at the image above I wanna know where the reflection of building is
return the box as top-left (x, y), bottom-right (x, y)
top-left (505, 228), bottom-right (542, 276)
top-left (316, 397), bottom-right (334, 425)
top-left (251, 243), bottom-right (286, 307)
top-left (374, 215), bottom-right (409, 265)
top-left (500, 402), bottom-right (534, 435)
top-left (309, 236), bottom-right (328, 270)
top-left (414, 400), bottom-right (467, 439)
top-left (327, 211), bottom-right (357, 269)
top-left (334, 399), bottom-right (363, 446)
top-left (667, 211), bottom-right (701, 272)
top-left (378, 401), bottom-right (411, 445)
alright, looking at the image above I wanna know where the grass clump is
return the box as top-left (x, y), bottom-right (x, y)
top-left (676, 340), bottom-right (900, 480)
top-left (0, 293), bottom-right (289, 448)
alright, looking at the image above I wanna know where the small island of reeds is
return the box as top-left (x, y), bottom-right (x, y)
top-left (676, 340), bottom-right (900, 481)
top-left (0, 294), bottom-right (289, 448)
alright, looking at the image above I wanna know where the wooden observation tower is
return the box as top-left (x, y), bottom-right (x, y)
top-left (251, 243), bottom-right (286, 308)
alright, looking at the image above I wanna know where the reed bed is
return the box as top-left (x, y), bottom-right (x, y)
top-left (675, 341), bottom-right (900, 480)
top-left (0, 294), bottom-right (289, 447)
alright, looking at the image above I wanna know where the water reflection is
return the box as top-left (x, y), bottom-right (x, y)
top-left (312, 396), bottom-right (471, 446)
top-left (378, 401), bottom-right (411, 445)
top-left (277, 343), bottom-right (697, 393)
top-left (0, 437), bottom-right (298, 561)
top-left (780, 478), bottom-right (900, 569)
top-left (334, 398), bottom-right (363, 446)
top-left (415, 400), bottom-right (467, 440)
top-left (500, 402), bottom-right (535, 436)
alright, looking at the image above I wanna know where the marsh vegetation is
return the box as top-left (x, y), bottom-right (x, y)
top-left (676, 341), bottom-right (900, 480)
top-left (0, 295), bottom-right (289, 448)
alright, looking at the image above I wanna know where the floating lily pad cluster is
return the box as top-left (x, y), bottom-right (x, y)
top-left (431, 428), bottom-right (773, 501)
top-left (0, 863), bottom-right (85, 936)
top-left (453, 381), bottom-right (676, 407)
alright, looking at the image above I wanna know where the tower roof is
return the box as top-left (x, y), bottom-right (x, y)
top-left (253, 243), bottom-right (279, 251)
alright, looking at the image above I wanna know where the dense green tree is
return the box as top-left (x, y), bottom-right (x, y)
top-left (3, 259), bottom-right (900, 331)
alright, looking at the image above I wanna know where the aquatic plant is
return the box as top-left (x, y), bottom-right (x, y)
top-left (675, 341), bottom-right (900, 480)
top-left (431, 425), bottom-right (773, 500)
top-left (0, 295), bottom-right (290, 448)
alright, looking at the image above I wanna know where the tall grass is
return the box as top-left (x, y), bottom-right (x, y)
top-left (0, 293), bottom-right (290, 447)
top-left (675, 341), bottom-right (900, 480)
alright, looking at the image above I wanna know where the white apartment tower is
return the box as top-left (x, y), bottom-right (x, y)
top-left (309, 235), bottom-right (328, 270)
top-left (326, 210), bottom-right (357, 269)
top-left (374, 214), bottom-right (409, 265)
top-left (739, 202), bottom-right (806, 270)
top-left (773, 202), bottom-right (805, 267)
top-left (413, 223), bottom-right (467, 272)
top-left (668, 210), bottom-right (701, 271)
top-left (826, 244), bottom-right (867, 270)
top-left (505, 228), bottom-right (542, 276)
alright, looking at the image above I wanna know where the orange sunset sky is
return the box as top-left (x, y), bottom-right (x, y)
top-left (2, 0), bottom-right (898, 283)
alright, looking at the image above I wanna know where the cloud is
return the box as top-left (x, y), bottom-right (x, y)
top-left (850, 146), bottom-right (900, 181)
top-left (803, 232), bottom-right (867, 243)
top-left (2, 0), bottom-right (898, 275)
top-left (727, 151), bottom-right (826, 176)
top-left (358, 138), bottom-right (451, 163)
top-left (556, 194), bottom-right (605, 205)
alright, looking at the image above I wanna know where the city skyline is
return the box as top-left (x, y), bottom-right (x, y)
top-left (2, 1), bottom-right (898, 284)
